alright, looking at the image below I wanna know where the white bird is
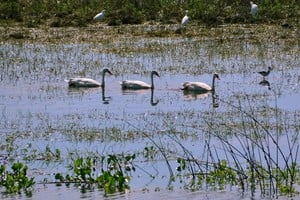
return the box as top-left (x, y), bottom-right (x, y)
top-left (250, 1), bottom-right (258, 16)
top-left (94, 10), bottom-right (106, 20)
top-left (182, 73), bottom-right (220, 92)
top-left (66, 68), bottom-right (112, 88)
top-left (120, 71), bottom-right (160, 90)
top-left (181, 10), bottom-right (189, 26)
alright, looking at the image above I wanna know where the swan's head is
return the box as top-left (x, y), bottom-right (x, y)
top-left (151, 71), bottom-right (160, 77)
top-left (102, 68), bottom-right (113, 75)
top-left (214, 73), bottom-right (220, 80)
top-left (250, 1), bottom-right (253, 5)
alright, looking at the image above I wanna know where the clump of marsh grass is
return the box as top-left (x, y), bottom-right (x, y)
top-left (193, 96), bottom-right (299, 197)
top-left (132, 94), bottom-right (300, 198)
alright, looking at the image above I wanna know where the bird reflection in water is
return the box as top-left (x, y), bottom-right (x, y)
top-left (67, 87), bottom-right (111, 104)
top-left (256, 67), bottom-right (272, 90)
top-left (150, 89), bottom-right (159, 106)
top-left (101, 87), bottom-right (111, 104)
top-left (121, 89), bottom-right (159, 106)
top-left (212, 92), bottom-right (219, 108)
top-left (259, 79), bottom-right (271, 90)
top-left (183, 90), bottom-right (219, 108)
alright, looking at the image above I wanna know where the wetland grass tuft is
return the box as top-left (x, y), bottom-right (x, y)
top-left (128, 94), bottom-right (300, 197)
top-left (197, 97), bottom-right (300, 197)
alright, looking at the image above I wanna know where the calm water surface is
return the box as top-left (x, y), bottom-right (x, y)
top-left (0, 32), bottom-right (299, 199)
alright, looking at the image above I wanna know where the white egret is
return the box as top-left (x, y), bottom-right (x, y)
top-left (94, 10), bottom-right (106, 20)
top-left (182, 73), bottom-right (220, 92)
top-left (250, 1), bottom-right (258, 16)
top-left (65, 68), bottom-right (112, 88)
top-left (181, 10), bottom-right (189, 26)
top-left (120, 71), bottom-right (160, 90)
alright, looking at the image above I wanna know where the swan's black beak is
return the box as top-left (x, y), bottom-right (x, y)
top-left (107, 70), bottom-right (113, 75)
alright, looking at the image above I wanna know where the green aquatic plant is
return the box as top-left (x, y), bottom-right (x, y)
top-left (22, 145), bottom-right (61, 162)
top-left (273, 163), bottom-right (300, 196)
top-left (206, 160), bottom-right (237, 189)
top-left (0, 162), bottom-right (35, 196)
top-left (143, 146), bottom-right (158, 160)
top-left (55, 154), bottom-right (134, 195)
top-left (96, 154), bottom-right (133, 194)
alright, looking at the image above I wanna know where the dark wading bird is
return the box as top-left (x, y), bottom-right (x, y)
top-left (120, 71), bottom-right (160, 90)
top-left (258, 67), bottom-right (272, 79)
top-left (65, 68), bottom-right (113, 88)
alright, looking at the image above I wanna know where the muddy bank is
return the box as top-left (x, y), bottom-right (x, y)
top-left (0, 23), bottom-right (298, 44)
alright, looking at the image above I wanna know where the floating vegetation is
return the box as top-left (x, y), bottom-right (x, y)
top-left (54, 155), bottom-right (134, 196)
top-left (0, 162), bottom-right (35, 196)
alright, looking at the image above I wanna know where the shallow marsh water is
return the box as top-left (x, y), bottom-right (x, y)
top-left (0, 25), bottom-right (299, 199)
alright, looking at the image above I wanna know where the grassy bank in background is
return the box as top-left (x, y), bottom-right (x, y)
top-left (0, 0), bottom-right (299, 27)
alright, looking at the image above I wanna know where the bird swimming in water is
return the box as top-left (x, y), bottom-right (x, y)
top-left (66, 68), bottom-right (112, 88)
top-left (120, 71), bottom-right (160, 90)
top-left (182, 73), bottom-right (220, 92)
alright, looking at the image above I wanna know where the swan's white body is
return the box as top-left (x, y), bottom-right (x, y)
top-left (67, 78), bottom-right (101, 87)
top-left (181, 10), bottom-right (189, 26)
top-left (182, 73), bottom-right (220, 92)
top-left (66, 68), bottom-right (112, 88)
top-left (250, 2), bottom-right (258, 16)
top-left (94, 10), bottom-right (106, 20)
top-left (120, 71), bottom-right (160, 90)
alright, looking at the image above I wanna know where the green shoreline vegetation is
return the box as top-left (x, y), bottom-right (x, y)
top-left (0, 0), bottom-right (299, 27)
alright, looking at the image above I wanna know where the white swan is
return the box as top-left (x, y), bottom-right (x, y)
top-left (66, 68), bottom-right (112, 88)
top-left (181, 10), bottom-right (189, 26)
top-left (182, 73), bottom-right (220, 92)
top-left (94, 10), bottom-right (106, 20)
top-left (250, 1), bottom-right (258, 16)
top-left (120, 71), bottom-right (160, 90)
